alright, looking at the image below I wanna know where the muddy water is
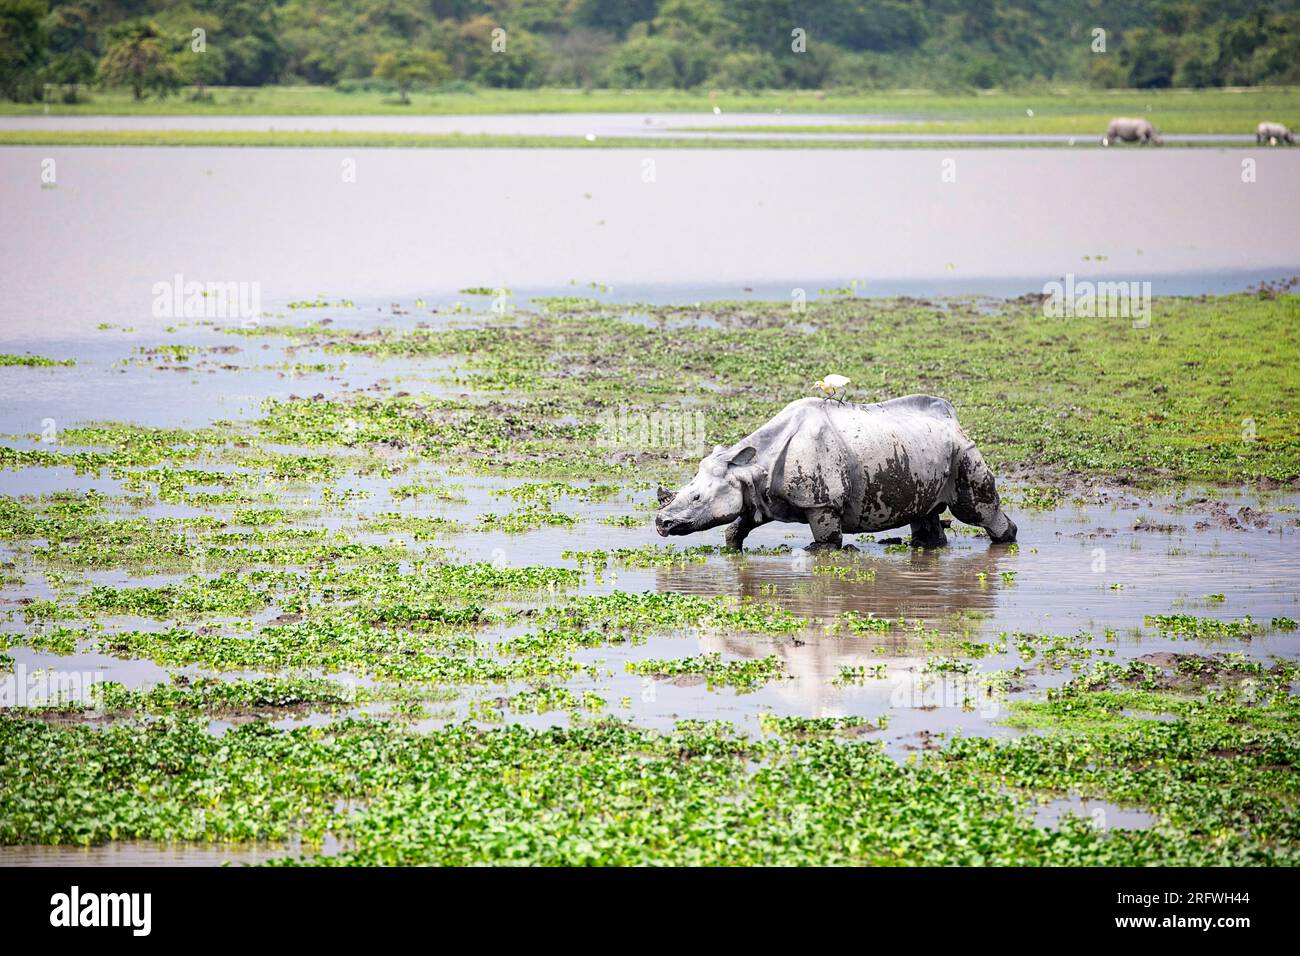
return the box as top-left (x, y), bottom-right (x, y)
top-left (0, 834), bottom-right (348, 866)
top-left (3, 147), bottom-right (1299, 343)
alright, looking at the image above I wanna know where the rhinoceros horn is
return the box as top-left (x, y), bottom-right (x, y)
top-left (656, 485), bottom-right (676, 506)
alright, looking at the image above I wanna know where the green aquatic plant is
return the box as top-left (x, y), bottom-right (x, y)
top-left (478, 502), bottom-right (578, 533)
top-left (1145, 614), bottom-right (1262, 639)
top-left (626, 652), bottom-right (782, 691)
top-left (838, 611), bottom-right (893, 634)
top-left (0, 353), bottom-right (75, 367)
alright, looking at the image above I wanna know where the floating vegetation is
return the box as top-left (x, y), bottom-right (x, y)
top-left (758, 713), bottom-right (887, 737)
top-left (1018, 486), bottom-right (1068, 510)
top-left (0, 353), bottom-right (75, 367)
top-left (626, 653), bottom-right (783, 691)
top-left (839, 611), bottom-right (894, 634)
top-left (478, 502), bottom-right (578, 533)
top-left (922, 656), bottom-right (975, 674)
top-left (1145, 614), bottom-right (1262, 639)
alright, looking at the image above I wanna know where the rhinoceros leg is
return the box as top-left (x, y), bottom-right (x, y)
top-left (909, 506), bottom-right (948, 548)
top-left (724, 514), bottom-right (761, 550)
top-left (951, 445), bottom-right (1018, 544)
top-left (805, 507), bottom-right (844, 550)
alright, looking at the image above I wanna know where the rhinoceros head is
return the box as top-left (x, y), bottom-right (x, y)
top-left (655, 444), bottom-right (757, 537)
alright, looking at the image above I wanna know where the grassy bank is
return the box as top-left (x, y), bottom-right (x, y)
top-left (3, 85), bottom-right (1296, 129)
top-left (217, 293), bottom-right (1299, 485)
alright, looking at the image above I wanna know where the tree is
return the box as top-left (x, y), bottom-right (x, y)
top-left (44, 48), bottom-right (95, 102)
top-left (545, 27), bottom-right (616, 87)
top-left (710, 50), bottom-right (782, 89)
top-left (455, 18), bottom-right (551, 89)
top-left (97, 22), bottom-right (181, 99)
top-left (1121, 28), bottom-right (1177, 88)
top-left (0, 0), bottom-right (47, 102)
top-left (573, 0), bottom-right (657, 38)
top-left (372, 47), bottom-right (450, 102)
top-left (603, 34), bottom-right (710, 88)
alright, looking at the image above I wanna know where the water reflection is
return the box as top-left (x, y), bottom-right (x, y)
top-left (654, 545), bottom-right (1007, 619)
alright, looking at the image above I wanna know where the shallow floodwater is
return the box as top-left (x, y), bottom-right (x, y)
top-left (2, 326), bottom-right (1297, 752)
top-left (0, 835), bottom-right (348, 866)
top-left (3, 146), bottom-right (1298, 342)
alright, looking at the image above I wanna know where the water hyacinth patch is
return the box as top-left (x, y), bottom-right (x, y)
top-left (626, 653), bottom-right (783, 691)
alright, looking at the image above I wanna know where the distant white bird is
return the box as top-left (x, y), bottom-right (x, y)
top-left (814, 374), bottom-right (850, 402)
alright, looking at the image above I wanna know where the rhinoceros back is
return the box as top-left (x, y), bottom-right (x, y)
top-left (819, 394), bottom-right (965, 533)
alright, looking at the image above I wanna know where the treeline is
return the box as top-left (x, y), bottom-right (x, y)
top-left (3, 0), bottom-right (1300, 101)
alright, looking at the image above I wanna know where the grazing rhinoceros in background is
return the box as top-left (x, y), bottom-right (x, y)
top-left (1256, 121), bottom-right (1295, 145)
top-left (1103, 117), bottom-right (1163, 146)
top-left (654, 395), bottom-right (1017, 551)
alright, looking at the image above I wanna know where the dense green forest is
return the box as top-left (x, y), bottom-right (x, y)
top-left (3, 0), bottom-right (1299, 101)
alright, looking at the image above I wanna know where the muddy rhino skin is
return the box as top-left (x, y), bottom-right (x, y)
top-left (654, 395), bottom-right (1017, 550)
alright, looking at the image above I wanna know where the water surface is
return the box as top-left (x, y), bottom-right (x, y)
top-left (3, 147), bottom-right (1297, 342)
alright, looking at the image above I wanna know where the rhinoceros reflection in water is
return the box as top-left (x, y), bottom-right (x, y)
top-left (653, 546), bottom-right (1010, 714)
top-left (655, 395), bottom-right (1017, 551)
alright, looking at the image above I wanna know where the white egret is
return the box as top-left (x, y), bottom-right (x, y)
top-left (814, 374), bottom-right (850, 402)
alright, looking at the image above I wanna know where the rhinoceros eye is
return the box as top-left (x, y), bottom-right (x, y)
top-left (692, 494), bottom-right (700, 502)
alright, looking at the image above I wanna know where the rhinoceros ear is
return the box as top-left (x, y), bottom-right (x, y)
top-left (728, 446), bottom-right (757, 467)
top-left (656, 485), bottom-right (676, 507)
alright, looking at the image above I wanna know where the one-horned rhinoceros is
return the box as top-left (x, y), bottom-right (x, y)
top-left (654, 395), bottom-right (1017, 550)
top-left (1103, 117), bottom-right (1163, 146)
top-left (1257, 121), bottom-right (1295, 145)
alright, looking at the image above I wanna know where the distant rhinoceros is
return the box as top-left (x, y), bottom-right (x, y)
top-left (1103, 117), bottom-right (1163, 146)
top-left (1256, 121), bottom-right (1295, 145)
top-left (654, 395), bottom-right (1017, 550)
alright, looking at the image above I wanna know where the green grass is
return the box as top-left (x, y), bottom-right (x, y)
top-left (3, 85), bottom-right (1296, 123)
top-left (2, 86), bottom-right (1294, 148)
top-left (234, 293), bottom-right (1300, 484)
top-left (688, 87), bottom-right (1300, 135)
